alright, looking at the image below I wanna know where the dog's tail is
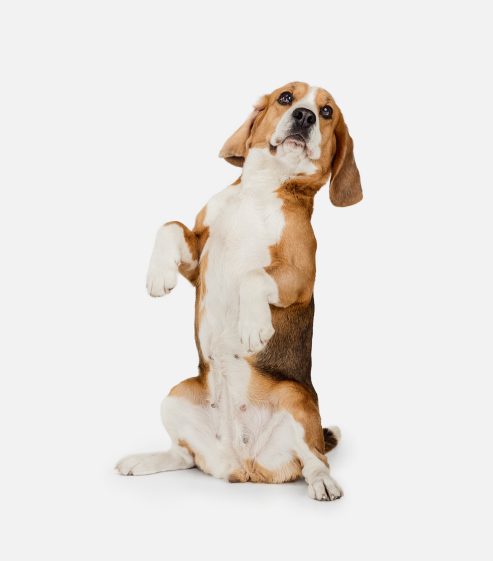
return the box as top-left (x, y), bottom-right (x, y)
top-left (323, 426), bottom-right (341, 453)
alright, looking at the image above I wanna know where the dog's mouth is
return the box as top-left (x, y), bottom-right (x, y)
top-left (281, 133), bottom-right (306, 151)
top-left (284, 134), bottom-right (305, 146)
top-left (269, 131), bottom-right (310, 156)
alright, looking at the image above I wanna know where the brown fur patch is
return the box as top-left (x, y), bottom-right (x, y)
top-left (248, 370), bottom-right (325, 458)
top-left (162, 221), bottom-right (199, 284)
top-left (219, 96), bottom-right (269, 166)
top-left (252, 196), bottom-right (318, 393)
top-left (266, 196), bottom-right (317, 307)
top-left (228, 457), bottom-right (302, 484)
top-left (193, 206), bottom-right (210, 255)
top-left (328, 115), bottom-right (362, 206)
top-left (253, 300), bottom-right (315, 395)
top-left (193, 250), bottom-right (208, 367)
top-left (163, 213), bottom-right (210, 286)
top-left (169, 375), bottom-right (209, 406)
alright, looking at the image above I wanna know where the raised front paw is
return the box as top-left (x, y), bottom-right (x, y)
top-left (146, 262), bottom-right (178, 297)
top-left (147, 224), bottom-right (184, 297)
top-left (238, 305), bottom-right (275, 354)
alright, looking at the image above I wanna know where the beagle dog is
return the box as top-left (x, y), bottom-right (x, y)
top-left (116, 82), bottom-right (362, 501)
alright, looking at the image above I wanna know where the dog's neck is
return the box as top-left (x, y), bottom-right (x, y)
top-left (241, 147), bottom-right (317, 193)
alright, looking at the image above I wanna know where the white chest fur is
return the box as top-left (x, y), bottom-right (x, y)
top-left (199, 150), bottom-right (286, 360)
top-left (196, 148), bottom-right (291, 459)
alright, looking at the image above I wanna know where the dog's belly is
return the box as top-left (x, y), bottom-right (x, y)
top-left (191, 185), bottom-right (292, 478)
top-left (164, 383), bottom-right (299, 482)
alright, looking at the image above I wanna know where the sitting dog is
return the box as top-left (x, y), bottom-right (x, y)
top-left (116, 82), bottom-right (362, 501)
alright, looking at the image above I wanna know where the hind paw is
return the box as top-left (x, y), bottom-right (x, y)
top-left (307, 473), bottom-right (343, 501)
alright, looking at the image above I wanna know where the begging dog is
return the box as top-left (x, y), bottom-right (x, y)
top-left (116, 82), bottom-right (362, 501)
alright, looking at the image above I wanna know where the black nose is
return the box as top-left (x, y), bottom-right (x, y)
top-left (292, 107), bottom-right (316, 129)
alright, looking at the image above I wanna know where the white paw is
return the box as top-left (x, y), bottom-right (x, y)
top-left (146, 262), bottom-right (178, 297)
top-left (115, 453), bottom-right (162, 476)
top-left (147, 224), bottom-right (184, 297)
top-left (307, 473), bottom-right (343, 502)
top-left (238, 305), bottom-right (275, 354)
top-left (238, 270), bottom-right (278, 354)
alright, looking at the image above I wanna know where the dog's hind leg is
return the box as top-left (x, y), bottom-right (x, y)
top-left (161, 378), bottom-right (238, 480)
top-left (254, 376), bottom-right (343, 501)
top-left (279, 386), bottom-right (343, 502)
top-left (117, 374), bottom-right (236, 480)
top-left (115, 446), bottom-right (194, 476)
top-left (115, 376), bottom-right (208, 477)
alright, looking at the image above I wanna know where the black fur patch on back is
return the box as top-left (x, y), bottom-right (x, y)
top-left (253, 297), bottom-right (317, 399)
top-left (323, 427), bottom-right (339, 452)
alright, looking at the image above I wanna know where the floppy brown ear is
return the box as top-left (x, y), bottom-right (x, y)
top-left (329, 114), bottom-right (363, 207)
top-left (219, 96), bottom-right (268, 167)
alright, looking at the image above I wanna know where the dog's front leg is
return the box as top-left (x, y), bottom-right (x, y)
top-left (147, 221), bottom-right (199, 297)
top-left (238, 270), bottom-right (276, 353)
top-left (238, 264), bottom-right (311, 353)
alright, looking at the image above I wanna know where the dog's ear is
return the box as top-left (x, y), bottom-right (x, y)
top-left (219, 95), bottom-right (268, 167)
top-left (329, 113), bottom-right (363, 207)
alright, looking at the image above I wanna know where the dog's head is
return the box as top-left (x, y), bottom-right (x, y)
top-left (219, 82), bottom-right (362, 207)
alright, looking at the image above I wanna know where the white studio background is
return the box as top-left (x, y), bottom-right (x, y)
top-left (1, 1), bottom-right (492, 559)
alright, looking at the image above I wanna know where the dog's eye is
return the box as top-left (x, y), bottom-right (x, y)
top-left (278, 91), bottom-right (293, 105)
top-left (320, 105), bottom-right (333, 119)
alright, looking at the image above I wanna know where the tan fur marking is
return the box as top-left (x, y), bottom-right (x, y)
top-left (163, 207), bottom-right (209, 286)
top-left (169, 375), bottom-right (209, 406)
top-left (219, 96), bottom-right (269, 166)
top-left (248, 369), bottom-right (326, 458)
top-left (228, 457), bottom-right (302, 484)
top-left (192, 207), bottom-right (209, 365)
top-left (193, 206), bottom-right (210, 255)
top-left (265, 197), bottom-right (316, 307)
top-left (228, 469), bottom-right (249, 483)
top-left (328, 115), bottom-right (362, 206)
top-left (163, 221), bottom-right (199, 284)
top-left (177, 438), bottom-right (210, 475)
top-left (194, 251), bottom-right (208, 364)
